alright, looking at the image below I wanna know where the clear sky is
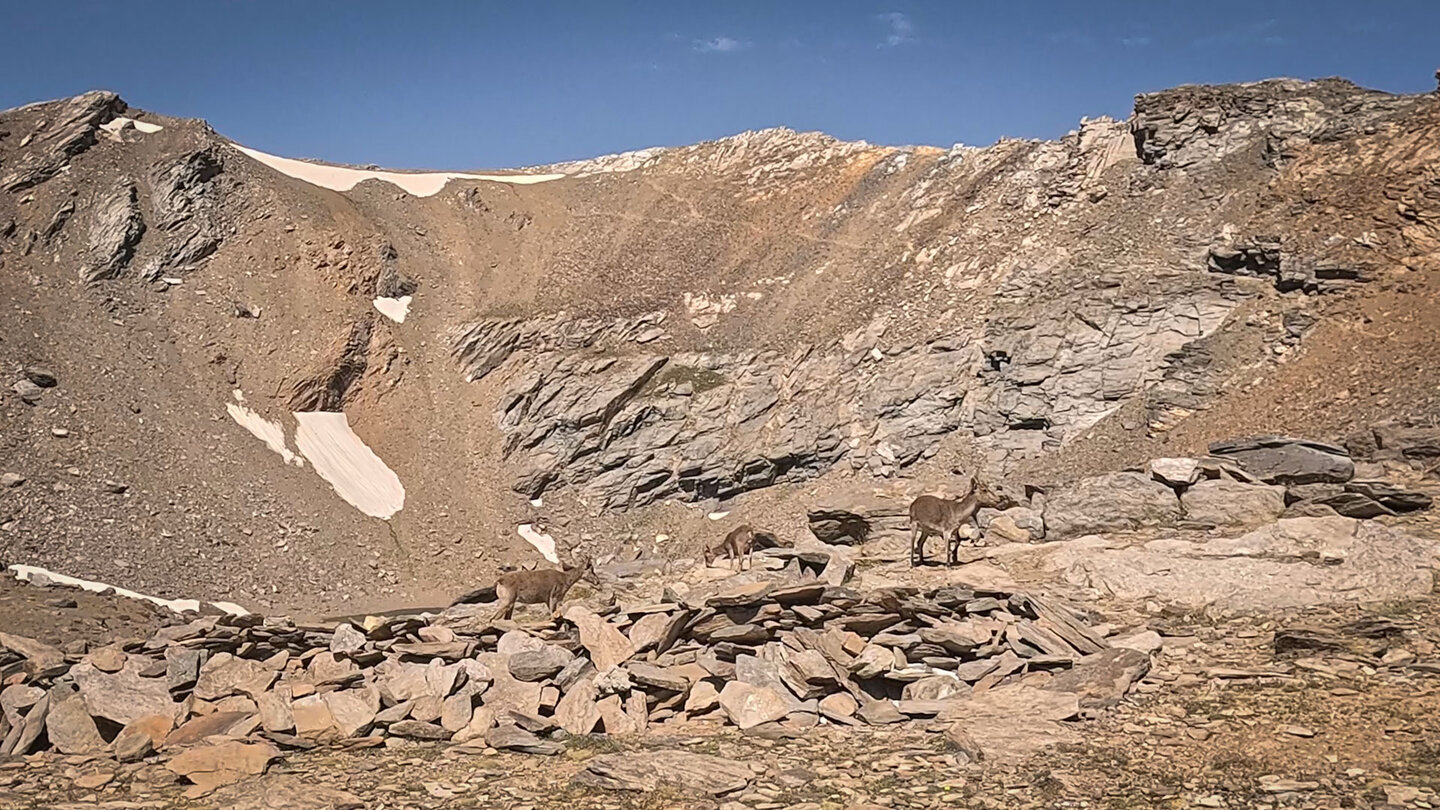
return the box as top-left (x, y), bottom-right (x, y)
top-left (3, 1), bottom-right (1436, 169)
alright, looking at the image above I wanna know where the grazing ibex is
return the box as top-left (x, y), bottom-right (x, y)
top-left (490, 555), bottom-right (595, 621)
top-left (909, 479), bottom-right (1003, 567)
top-left (704, 524), bottom-right (757, 571)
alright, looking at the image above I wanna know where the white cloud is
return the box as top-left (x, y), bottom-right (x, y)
top-left (694, 36), bottom-right (749, 54)
top-left (878, 12), bottom-right (915, 47)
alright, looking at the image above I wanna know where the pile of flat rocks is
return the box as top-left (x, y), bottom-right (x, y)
top-left (0, 577), bottom-right (1130, 785)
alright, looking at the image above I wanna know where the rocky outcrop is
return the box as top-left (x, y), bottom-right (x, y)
top-left (1208, 436), bottom-right (1355, 485)
top-left (1044, 472), bottom-right (1181, 537)
top-left (1131, 79), bottom-right (1420, 170)
top-left (490, 323), bottom-right (973, 507)
top-left (142, 146), bottom-right (228, 279)
top-left (287, 321), bottom-right (374, 412)
top-left (1180, 479), bottom-right (1286, 528)
top-left (468, 291), bottom-right (1235, 509)
top-left (1041, 516), bottom-right (1439, 612)
top-left (83, 180), bottom-right (145, 282)
top-left (1, 91), bottom-right (125, 192)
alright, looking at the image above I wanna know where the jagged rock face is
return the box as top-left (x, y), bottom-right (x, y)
top-left (1131, 78), bottom-right (1421, 170)
top-left (142, 146), bottom-right (228, 279)
top-left (467, 285), bottom-right (1235, 507)
top-left (1, 91), bottom-right (125, 192)
top-left (84, 180), bottom-right (145, 283)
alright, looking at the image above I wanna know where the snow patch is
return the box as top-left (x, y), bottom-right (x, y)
top-left (226, 392), bottom-right (303, 467)
top-left (518, 524), bottom-right (560, 564)
top-left (9, 564), bottom-right (248, 616)
top-left (293, 411), bottom-right (406, 519)
top-left (373, 295), bottom-right (412, 323)
top-left (100, 116), bottom-right (164, 136)
top-left (230, 144), bottom-right (564, 198)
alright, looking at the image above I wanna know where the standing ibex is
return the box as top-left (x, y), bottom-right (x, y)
top-left (704, 524), bottom-right (757, 571)
top-left (490, 555), bottom-right (596, 621)
top-left (909, 479), bottom-right (1004, 567)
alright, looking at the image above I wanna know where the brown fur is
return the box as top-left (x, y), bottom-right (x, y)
top-left (909, 481), bottom-right (1002, 567)
top-left (490, 556), bottom-right (594, 621)
top-left (704, 524), bottom-right (756, 570)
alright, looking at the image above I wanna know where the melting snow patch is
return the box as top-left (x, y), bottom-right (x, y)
top-left (100, 116), bottom-right (164, 137)
top-left (226, 392), bottom-right (303, 467)
top-left (230, 144), bottom-right (564, 198)
top-left (9, 565), bottom-right (248, 615)
top-left (373, 295), bottom-right (412, 323)
top-left (293, 411), bottom-right (406, 519)
top-left (518, 524), bottom-right (560, 564)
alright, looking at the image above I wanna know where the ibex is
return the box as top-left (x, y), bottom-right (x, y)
top-left (909, 479), bottom-right (1003, 567)
top-left (704, 524), bottom-right (757, 571)
top-left (490, 555), bottom-right (596, 621)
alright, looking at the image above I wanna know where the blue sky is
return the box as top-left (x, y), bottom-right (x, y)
top-left (3, 1), bottom-right (1436, 169)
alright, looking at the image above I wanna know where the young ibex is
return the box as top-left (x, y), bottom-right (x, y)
top-left (909, 479), bottom-right (1003, 567)
top-left (704, 524), bottom-right (757, 571)
top-left (490, 555), bottom-right (595, 621)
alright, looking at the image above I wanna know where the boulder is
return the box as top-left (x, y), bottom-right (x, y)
top-left (684, 681), bottom-right (721, 714)
top-left (848, 644), bottom-right (895, 679)
top-left (1208, 436), bottom-right (1354, 485)
top-left (807, 496), bottom-right (910, 545)
top-left (387, 720), bottom-right (450, 740)
top-left (1344, 481), bottom-right (1431, 512)
top-left (113, 714), bottom-right (173, 762)
top-left (166, 740), bottom-right (279, 799)
top-left (980, 507), bottom-right (1045, 543)
top-left (45, 684), bottom-right (106, 754)
top-left (855, 700), bottom-right (906, 725)
top-left (323, 689), bottom-right (378, 737)
top-left (717, 682), bottom-right (792, 730)
top-left (564, 606), bottom-right (634, 672)
top-left (596, 694), bottom-right (644, 735)
top-left (1180, 479), bottom-right (1286, 527)
top-left (1146, 457), bottom-right (1202, 487)
top-left (818, 692), bottom-right (858, 723)
top-left (1369, 422), bottom-right (1440, 462)
top-left (328, 623), bottom-right (366, 655)
top-left (508, 645), bottom-right (575, 682)
top-left (257, 691), bottom-right (295, 734)
top-left (72, 659), bottom-right (181, 726)
top-left (902, 675), bottom-right (968, 702)
top-left (485, 724), bottom-right (561, 755)
top-left (1044, 472), bottom-right (1181, 537)
top-left (194, 652), bottom-right (276, 701)
top-left (473, 654), bottom-right (542, 716)
top-left (1045, 648), bottom-right (1151, 708)
top-left (208, 775), bottom-right (364, 810)
top-left (554, 678), bottom-right (601, 735)
top-left (1314, 491), bottom-right (1394, 519)
top-left (627, 662), bottom-right (689, 693)
top-left (0, 633), bottom-right (66, 678)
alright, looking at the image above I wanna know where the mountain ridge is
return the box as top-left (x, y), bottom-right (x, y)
top-left (1, 77), bottom-right (1437, 615)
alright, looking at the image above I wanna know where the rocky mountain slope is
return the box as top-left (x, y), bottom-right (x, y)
top-left (2, 78), bottom-right (1439, 615)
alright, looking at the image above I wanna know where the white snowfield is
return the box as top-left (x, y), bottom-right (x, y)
top-left (372, 295), bottom-right (412, 323)
top-left (226, 393), bottom-right (303, 467)
top-left (518, 524), bottom-right (560, 564)
top-left (293, 412), bottom-right (406, 520)
top-left (230, 144), bottom-right (564, 197)
top-left (9, 564), bottom-right (249, 616)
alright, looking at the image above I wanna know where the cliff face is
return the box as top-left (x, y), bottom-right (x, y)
top-left (1, 78), bottom-right (1438, 613)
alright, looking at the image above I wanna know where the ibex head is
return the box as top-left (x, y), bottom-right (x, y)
top-left (565, 553), bottom-right (598, 585)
